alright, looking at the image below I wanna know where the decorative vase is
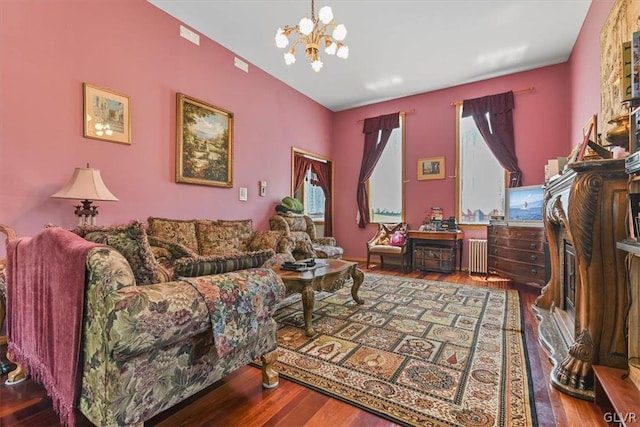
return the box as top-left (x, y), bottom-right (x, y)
top-left (605, 114), bottom-right (630, 148)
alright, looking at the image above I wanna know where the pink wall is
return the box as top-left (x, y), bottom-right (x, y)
top-left (332, 64), bottom-right (572, 260)
top-left (569, 0), bottom-right (617, 146)
top-left (0, 0), bottom-right (333, 239)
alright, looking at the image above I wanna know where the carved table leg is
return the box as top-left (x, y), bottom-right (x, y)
top-left (301, 284), bottom-right (315, 337)
top-left (351, 268), bottom-right (365, 305)
top-left (260, 349), bottom-right (279, 389)
top-left (5, 353), bottom-right (27, 385)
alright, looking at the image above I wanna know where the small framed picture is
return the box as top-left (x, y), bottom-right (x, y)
top-left (176, 93), bottom-right (233, 187)
top-left (417, 156), bottom-right (445, 180)
top-left (83, 83), bottom-right (131, 144)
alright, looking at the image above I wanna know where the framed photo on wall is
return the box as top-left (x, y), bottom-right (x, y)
top-left (417, 156), bottom-right (445, 180)
top-left (83, 83), bottom-right (131, 144)
top-left (176, 93), bottom-right (233, 187)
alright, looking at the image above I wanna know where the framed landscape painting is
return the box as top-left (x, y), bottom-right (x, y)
top-left (83, 83), bottom-right (131, 144)
top-left (417, 156), bottom-right (445, 180)
top-left (176, 93), bottom-right (233, 187)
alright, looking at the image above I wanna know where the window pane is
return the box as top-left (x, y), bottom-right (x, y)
top-left (304, 170), bottom-right (325, 221)
top-left (458, 111), bottom-right (505, 224)
top-left (369, 121), bottom-right (403, 222)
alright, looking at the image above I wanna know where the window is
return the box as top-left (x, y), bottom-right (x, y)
top-left (369, 116), bottom-right (404, 222)
top-left (303, 169), bottom-right (325, 222)
top-left (457, 106), bottom-right (505, 224)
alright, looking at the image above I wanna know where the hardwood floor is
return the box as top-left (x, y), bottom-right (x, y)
top-left (0, 264), bottom-right (611, 426)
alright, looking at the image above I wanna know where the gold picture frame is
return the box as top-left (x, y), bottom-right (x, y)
top-left (176, 93), bottom-right (233, 187)
top-left (83, 83), bottom-right (131, 144)
top-left (417, 156), bottom-right (445, 180)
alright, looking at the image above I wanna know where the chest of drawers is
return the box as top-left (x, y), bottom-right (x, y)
top-left (487, 224), bottom-right (546, 286)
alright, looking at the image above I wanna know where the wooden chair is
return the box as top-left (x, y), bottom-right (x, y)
top-left (366, 223), bottom-right (410, 272)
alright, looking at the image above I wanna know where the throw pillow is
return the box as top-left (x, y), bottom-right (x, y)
top-left (215, 219), bottom-right (253, 251)
top-left (377, 223), bottom-right (404, 245)
top-left (249, 230), bottom-right (283, 251)
top-left (75, 221), bottom-right (163, 285)
top-left (196, 221), bottom-right (240, 256)
top-left (174, 249), bottom-right (275, 277)
top-left (389, 230), bottom-right (406, 246)
top-left (147, 217), bottom-right (199, 253)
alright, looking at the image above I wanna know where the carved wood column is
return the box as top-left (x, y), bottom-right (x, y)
top-left (534, 159), bottom-right (628, 400)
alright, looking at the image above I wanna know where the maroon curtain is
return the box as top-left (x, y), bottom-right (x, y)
top-left (310, 160), bottom-right (332, 236)
top-left (356, 113), bottom-right (400, 228)
top-left (462, 91), bottom-right (522, 187)
top-left (293, 154), bottom-right (313, 193)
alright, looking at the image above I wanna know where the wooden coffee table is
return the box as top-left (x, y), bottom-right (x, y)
top-left (277, 259), bottom-right (364, 336)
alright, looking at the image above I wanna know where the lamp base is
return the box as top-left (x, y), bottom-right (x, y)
top-left (74, 199), bottom-right (98, 226)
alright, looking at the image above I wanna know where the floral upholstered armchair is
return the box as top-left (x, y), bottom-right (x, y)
top-left (269, 213), bottom-right (343, 260)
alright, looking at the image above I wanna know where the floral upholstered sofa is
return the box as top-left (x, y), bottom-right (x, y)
top-left (146, 216), bottom-right (295, 276)
top-left (6, 221), bottom-right (286, 426)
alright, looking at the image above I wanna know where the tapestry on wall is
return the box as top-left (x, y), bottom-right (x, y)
top-left (270, 273), bottom-right (537, 427)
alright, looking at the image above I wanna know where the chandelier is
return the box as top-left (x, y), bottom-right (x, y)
top-left (274, 0), bottom-right (349, 72)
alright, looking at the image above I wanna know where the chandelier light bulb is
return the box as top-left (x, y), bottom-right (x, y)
top-left (299, 17), bottom-right (313, 35)
top-left (275, 1), bottom-right (349, 71)
top-left (332, 24), bottom-right (347, 41)
top-left (311, 59), bottom-right (323, 72)
top-left (325, 41), bottom-right (337, 55)
top-left (275, 28), bottom-right (289, 48)
top-left (284, 51), bottom-right (296, 65)
top-left (336, 45), bottom-right (349, 59)
top-left (318, 6), bottom-right (333, 24)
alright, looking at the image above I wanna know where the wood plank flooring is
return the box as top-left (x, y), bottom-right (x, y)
top-left (0, 264), bottom-right (612, 426)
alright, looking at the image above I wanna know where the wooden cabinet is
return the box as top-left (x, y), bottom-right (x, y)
top-left (407, 230), bottom-right (464, 273)
top-left (535, 158), bottom-right (628, 400)
top-left (487, 224), bottom-right (546, 286)
top-left (413, 245), bottom-right (456, 273)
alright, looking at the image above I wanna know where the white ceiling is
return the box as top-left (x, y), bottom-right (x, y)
top-left (148, 0), bottom-right (592, 112)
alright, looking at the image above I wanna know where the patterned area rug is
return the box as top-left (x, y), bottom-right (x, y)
top-left (272, 273), bottom-right (536, 426)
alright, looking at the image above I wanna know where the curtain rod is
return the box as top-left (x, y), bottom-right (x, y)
top-left (450, 86), bottom-right (534, 106)
top-left (356, 109), bottom-right (416, 123)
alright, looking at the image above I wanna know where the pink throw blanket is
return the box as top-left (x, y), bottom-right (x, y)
top-left (7, 227), bottom-right (99, 427)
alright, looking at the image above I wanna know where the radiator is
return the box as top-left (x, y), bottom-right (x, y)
top-left (469, 239), bottom-right (488, 274)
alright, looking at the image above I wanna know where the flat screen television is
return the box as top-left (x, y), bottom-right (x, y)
top-left (505, 185), bottom-right (544, 226)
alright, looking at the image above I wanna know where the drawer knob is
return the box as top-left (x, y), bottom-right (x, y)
top-left (531, 268), bottom-right (538, 274)
top-left (530, 255), bottom-right (538, 261)
top-left (530, 243), bottom-right (537, 249)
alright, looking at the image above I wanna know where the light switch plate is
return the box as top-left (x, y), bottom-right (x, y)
top-left (239, 187), bottom-right (248, 201)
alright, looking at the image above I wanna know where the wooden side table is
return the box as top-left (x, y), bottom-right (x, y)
top-left (407, 230), bottom-right (464, 273)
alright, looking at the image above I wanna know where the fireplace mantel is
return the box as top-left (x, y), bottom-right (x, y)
top-left (534, 158), bottom-right (628, 400)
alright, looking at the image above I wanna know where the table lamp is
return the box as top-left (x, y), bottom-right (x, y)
top-left (51, 164), bottom-right (119, 226)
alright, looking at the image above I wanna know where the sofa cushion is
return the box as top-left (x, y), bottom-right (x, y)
top-left (216, 219), bottom-right (253, 251)
top-left (147, 217), bottom-right (199, 253)
top-left (196, 222), bottom-right (241, 256)
top-left (75, 221), bottom-right (163, 285)
top-left (313, 244), bottom-right (344, 259)
top-left (173, 249), bottom-right (275, 277)
top-left (248, 230), bottom-right (283, 251)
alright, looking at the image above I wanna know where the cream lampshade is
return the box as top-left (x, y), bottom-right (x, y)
top-left (51, 164), bottom-right (118, 226)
